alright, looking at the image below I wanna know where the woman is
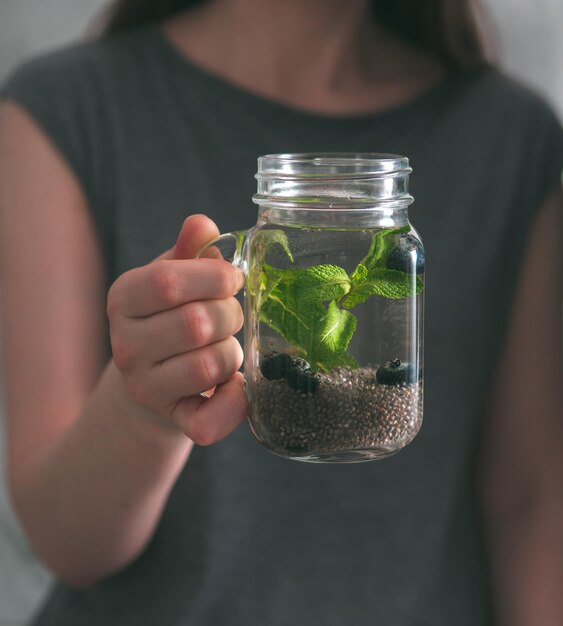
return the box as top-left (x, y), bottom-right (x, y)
top-left (0, 1), bottom-right (562, 624)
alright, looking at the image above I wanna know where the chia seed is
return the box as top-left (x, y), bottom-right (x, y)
top-left (251, 367), bottom-right (422, 461)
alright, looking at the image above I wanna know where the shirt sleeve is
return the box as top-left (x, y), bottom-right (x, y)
top-left (0, 44), bottom-right (116, 278)
top-left (518, 85), bottom-right (563, 208)
top-left (1, 49), bottom-right (91, 197)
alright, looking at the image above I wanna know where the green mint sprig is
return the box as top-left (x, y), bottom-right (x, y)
top-left (254, 228), bottom-right (423, 372)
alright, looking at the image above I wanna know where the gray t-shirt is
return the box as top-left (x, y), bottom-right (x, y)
top-left (2, 23), bottom-right (563, 626)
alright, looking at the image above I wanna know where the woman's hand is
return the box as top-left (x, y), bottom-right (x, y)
top-left (107, 214), bottom-right (248, 445)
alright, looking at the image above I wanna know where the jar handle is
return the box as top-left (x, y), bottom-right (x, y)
top-left (196, 231), bottom-right (250, 399)
top-left (197, 230), bottom-right (250, 274)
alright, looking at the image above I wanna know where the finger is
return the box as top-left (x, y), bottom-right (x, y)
top-left (151, 214), bottom-right (221, 262)
top-left (199, 244), bottom-right (224, 260)
top-left (134, 297), bottom-right (244, 365)
top-left (147, 336), bottom-right (244, 409)
top-left (172, 372), bottom-right (248, 445)
top-left (112, 258), bottom-right (244, 318)
top-left (173, 214), bottom-right (221, 260)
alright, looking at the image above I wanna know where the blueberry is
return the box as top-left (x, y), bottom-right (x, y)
top-left (260, 353), bottom-right (293, 380)
top-left (289, 357), bottom-right (311, 374)
top-left (287, 369), bottom-right (319, 394)
top-left (261, 354), bottom-right (319, 394)
top-left (386, 234), bottom-right (425, 274)
top-left (286, 357), bottom-right (319, 394)
top-left (376, 359), bottom-right (419, 385)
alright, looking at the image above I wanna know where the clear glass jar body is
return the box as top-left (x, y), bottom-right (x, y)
top-left (211, 154), bottom-right (424, 463)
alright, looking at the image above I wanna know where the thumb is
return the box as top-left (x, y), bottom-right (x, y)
top-left (156, 214), bottom-right (221, 262)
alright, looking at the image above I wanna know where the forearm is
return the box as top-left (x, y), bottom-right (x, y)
top-left (9, 361), bottom-right (193, 587)
top-left (484, 494), bottom-right (563, 626)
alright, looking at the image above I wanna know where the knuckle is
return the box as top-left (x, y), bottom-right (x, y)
top-left (229, 298), bottom-right (244, 332)
top-left (106, 282), bottom-right (122, 320)
top-left (226, 336), bottom-right (244, 370)
top-left (151, 264), bottom-right (180, 307)
top-left (111, 336), bottom-right (136, 371)
top-left (186, 421), bottom-right (216, 447)
top-left (183, 303), bottom-right (212, 347)
top-left (107, 269), bottom-right (136, 318)
top-left (216, 265), bottom-right (238, 296)
top-left (195, 347), bottom-right (222, 389)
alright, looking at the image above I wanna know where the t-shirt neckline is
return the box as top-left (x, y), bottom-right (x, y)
top-left (148, 22), bottom-right (466, 127)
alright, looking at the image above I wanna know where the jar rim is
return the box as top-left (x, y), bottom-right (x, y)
top-left (257, 153), bottom-right (411, 179)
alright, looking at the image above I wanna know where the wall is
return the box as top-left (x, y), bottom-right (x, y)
top-left (483, 0), bottom-right (563, 121)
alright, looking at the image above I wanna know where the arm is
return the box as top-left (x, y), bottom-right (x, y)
top-left (479, 187), bottom-right (563, 625)
top-left (0, 102), bottom-right (246, 587)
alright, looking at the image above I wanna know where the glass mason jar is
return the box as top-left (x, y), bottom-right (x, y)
top-left (204, 153), bottom-right (424, 463)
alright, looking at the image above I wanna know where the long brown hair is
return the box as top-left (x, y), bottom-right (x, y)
top-left (102, 0), bottom-right (489, 70)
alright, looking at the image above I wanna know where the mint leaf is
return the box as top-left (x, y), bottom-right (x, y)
top-left (350, 263), bottom-right (368, 284)
top-left (342, 268), bottom-right (424, 308)
top-left (260, 285), bottom-right (326, 354)
top-left (249, 230), bottom-right (294, 306)
top-left (360, 226), bottom-right (409, 271)
top-left (259, 276), bottom-right (358, 371)
top-left (318, 350), bottom-right (360, 369)
top-left (310, 301), bottom-right (357, 365)
top-left (251, 230), bottom-right (294, 264)
top-left (342, 227), bottom-right (424, 307)
top-left (255, 226), bottom-right (423, 373)
top-left (264, 264), bottom-right (350, 304)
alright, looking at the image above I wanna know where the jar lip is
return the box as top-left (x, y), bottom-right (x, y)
top-left (257, 153), bottom-right (410, 179)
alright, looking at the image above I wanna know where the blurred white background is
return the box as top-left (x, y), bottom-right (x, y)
top-left (0, 0), bottom-right (562, 624)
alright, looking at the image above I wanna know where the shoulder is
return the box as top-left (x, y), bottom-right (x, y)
top-left (440, 67), bottom-right (563, 190)
top-left (0, 31), bottom-right (154, 260)
top-left (0, 26), bottom-right (159, 178)
top-left (449, 67), bottom-right (562, 131)
top-left (1, 27), bottom-right (152, 104)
